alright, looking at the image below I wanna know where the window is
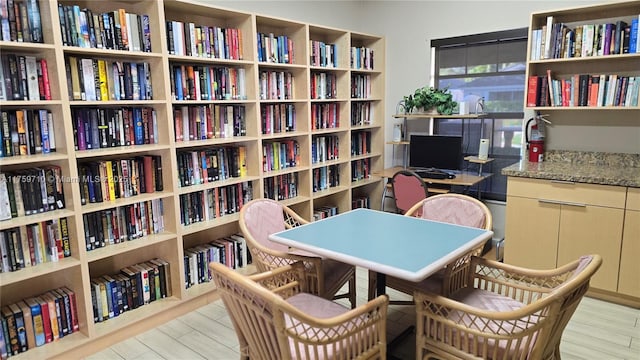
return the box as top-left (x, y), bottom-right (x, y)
top-left (431, 28), bottom-right (528, 201)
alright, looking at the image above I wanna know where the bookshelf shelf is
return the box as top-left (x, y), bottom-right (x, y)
top-left (85, 232), bottom-right (177, 262)
top-left (0, 209), bottom-right (76, 231)
top-left (0, 258), bottom-right (81, 287)
top-left (0, 0), bottom-right (384, 357)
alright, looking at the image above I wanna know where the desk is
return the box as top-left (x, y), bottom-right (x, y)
top-left (376, 166), bottom-right (492, 210)
top-left (269, 208), bottom-right (493, 297)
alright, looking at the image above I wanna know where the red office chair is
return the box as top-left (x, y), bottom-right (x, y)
top-left (390, 169), bottom-right (429, 214)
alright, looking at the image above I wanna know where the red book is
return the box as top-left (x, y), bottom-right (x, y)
top-left (588, 75), bottom-right (600, 106)
top-left (36, 296), bottom-right (53, 343)
top-left (39, 59), bottom-right (51, 100)
top-left (528, 76), bottom-right (540, 106)
top-left (143, 156), bottom-right (154, 193)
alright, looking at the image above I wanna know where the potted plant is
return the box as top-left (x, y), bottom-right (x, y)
top-left (402, 86), bottom-right (457, 115)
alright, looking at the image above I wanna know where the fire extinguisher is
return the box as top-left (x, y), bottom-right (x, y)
top-left (525, 117), bottom-right (544, 162)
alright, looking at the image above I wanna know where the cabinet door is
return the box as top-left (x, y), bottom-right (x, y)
top-left (505, 196), bottom-right (560, 269)
top-left (618, 188), bottom-right (640, 297)
top-left (557, 205), bottom-right (624, 292)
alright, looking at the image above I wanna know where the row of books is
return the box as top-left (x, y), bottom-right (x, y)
top-left (0, 167), bottom-right (65, 221)
top-left (312, 205), bottom-right (338, 221)
top-left (351, 101), bottom-right (373, 126)
top-left (257, 32), bottom-right (294, 64)
top-left (176, 146), bottom-right (246, 187)
top-left (310, 72), bottom-right (338, 100)
top-left (90, 258), bottom-right (171, 324)
top-left (83, 199), bottom-right (165, 251)
top-left (261, 103), bottom-right (296, 135)
top-left (311, 135), bottom-right (339, 164)
top-left (351, 131), bottom-right (372, 156)
top-left (350, 46), bottom-right (374, 70)
top-left (174, 104), bottom-right (246, 142)
top-left (259, 70), bottom-right (294, 100)
top-left (166, 21), bottom-right (243, 60)
top-left (351, 74), bottom-right (372, 99)
top-left (352, 195), bottom-right (370, 210)
top-left (58, 5), bottom-right (151, 52)
top-left (310, 40), bottom-right (337, 68)
top-left (311, 102), bottom-right (339, 130)
top-left (72, 107), bottom-right (158, 151)
top-left (528, 72), bottom-right (640, 107)
top-left (0, 0), bottom-right (43, 43)
top-left (1, 109), bottom-right (55, 157)
top-left (184, 234), bottom-right (251, 289)
top-left (179, 182), bottom-right (253, 226)
top-left (352, 158), bottom-right (371, 181)
top-left (0, 217), bottom-right (70, 273)
top-left (264, 173), bottom-right (298, 201)
top-left (263, 140), bottom-right (300, 172)
top-left (533, 16), bottom-right (640, 60)
top-left (313, 165), bottom-right (340, 193)
top-left (66, 57), bottom-right (153, 102)
top-left (0, 54), bottom-right (51, 101)
top-left (78, 155), bottom-right (163, 205)
top-left (0, 287), bottom-right (79, 357)
top-left (170, 64), bottom-right (246, 101)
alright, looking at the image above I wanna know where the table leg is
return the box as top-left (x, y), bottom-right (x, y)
top-left (376, 272), bottom-right (386, 296)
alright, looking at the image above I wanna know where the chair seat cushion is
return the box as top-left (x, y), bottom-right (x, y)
top-left (442, 288), bottom-right (534, 358)
top-left (285, 293), bottom-right (351, 359)
top-left (450, 287), bottom-right (525, 313)
top-left (286, 293), bottom-right (350, 318)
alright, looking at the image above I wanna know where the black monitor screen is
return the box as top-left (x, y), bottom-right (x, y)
top-left (409, 135), bottom-right (463, 171)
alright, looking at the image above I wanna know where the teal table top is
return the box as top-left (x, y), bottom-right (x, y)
top-left (270, 208), bottom-right (493, 282)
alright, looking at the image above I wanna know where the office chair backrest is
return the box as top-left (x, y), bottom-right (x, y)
top-left (391, 170), bottom-right (429, 214)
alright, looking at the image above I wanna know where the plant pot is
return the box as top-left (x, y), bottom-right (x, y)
top-left (414, 107), bottom-right (439, 115)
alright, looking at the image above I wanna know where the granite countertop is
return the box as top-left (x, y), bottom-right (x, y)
top-left (501, 151), bottom-right (640, 188)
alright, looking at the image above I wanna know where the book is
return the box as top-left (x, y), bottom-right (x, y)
top-left (16, 301), bottom-right (34, 350)
top-left (24, 297), bottom-right (45, 346)
top-left (2, 306), bottom-right (19, 355)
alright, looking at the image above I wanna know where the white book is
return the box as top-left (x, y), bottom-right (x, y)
top-left (238, 68), bottom-right (246, 99)
top-left (0, 173), bottom-right (11, 220)
top-left (181, 105), bottom-right (190, 141)
top-left (624, 77), bottom-right (635, 107)
top-left (81, 58), bottom-right (96, 101)
top-left (25, 56), bottom-right (40, 100)
top-left (597, 74), bottom-right (607, 107)
top-left (0, 59), bottom-right (5, 100)
top-left (189, 22), bottom-right (197, 56)
top-left (606, 74), bottom-right (618, 106)
top-left (544, 16), bottom-right (554, 59)
top-left (128, 13), bottom-right (140, 52)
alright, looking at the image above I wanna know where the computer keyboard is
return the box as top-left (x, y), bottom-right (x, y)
top-left (414, 169), bottom-right (456, 179)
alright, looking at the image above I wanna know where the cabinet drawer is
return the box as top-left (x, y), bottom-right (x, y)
top-left (507, 177), bottom-right (626, 208)
top-left (627, 187), bottom-right (640, 211)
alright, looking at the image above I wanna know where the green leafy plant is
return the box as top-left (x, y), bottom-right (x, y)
top-left (402, 86), bottom-right (457, 115)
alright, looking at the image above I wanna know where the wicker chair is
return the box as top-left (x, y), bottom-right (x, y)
top-left (415, 254), bottom-right (602, 360)
top-left (369, 193), bottom-right (492, 304)
top-left (239, 198), bottom-right (357, 308)
top-left (210, 261), bottom-right (389, 360)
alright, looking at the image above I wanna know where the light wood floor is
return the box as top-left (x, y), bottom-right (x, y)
top-left (86, 267), bottom-right (640, 360)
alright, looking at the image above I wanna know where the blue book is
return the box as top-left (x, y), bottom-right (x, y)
top-left (26, 0), bottom-right (43, 43)
top-left (134, 108), bottom-right (144, 145)
top-left (630, 18), bottom-right (639, 54)
top-left (175, 67), bottom-right (183, 100)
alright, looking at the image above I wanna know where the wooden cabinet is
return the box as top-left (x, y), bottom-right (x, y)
top-left (0, 0), bottom-right (384, 357)
top-left (505, 177), bottom-right (626, 292)
top-left (618, 187), bottom-right (640, 297)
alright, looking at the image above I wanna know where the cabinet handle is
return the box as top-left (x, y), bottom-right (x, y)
top-left (550, 180), bottom-right (576, 185)
top-left (538, 199), bottom-right (586, 207)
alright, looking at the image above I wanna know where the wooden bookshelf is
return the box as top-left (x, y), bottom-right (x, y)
top-left (0, 0), bottom-right (385, 358)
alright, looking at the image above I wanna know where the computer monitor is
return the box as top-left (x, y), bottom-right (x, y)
top-left (409, 134), bottom-right (463, 171)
